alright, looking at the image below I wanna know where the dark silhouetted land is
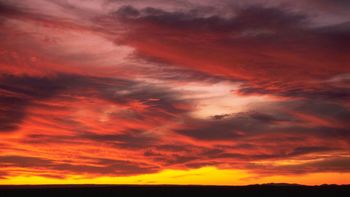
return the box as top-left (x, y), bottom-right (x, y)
top-left (1, 184), bottom-right (350, 196)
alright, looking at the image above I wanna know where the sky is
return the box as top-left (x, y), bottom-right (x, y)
top-left (0, 0), bottom-right (350, 185)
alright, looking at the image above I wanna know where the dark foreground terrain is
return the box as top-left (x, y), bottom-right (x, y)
top-left (1, 184), bottom-right (350, 196)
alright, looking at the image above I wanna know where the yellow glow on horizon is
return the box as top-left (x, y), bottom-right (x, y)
top-left (1, 167), bottom-right (350, 185)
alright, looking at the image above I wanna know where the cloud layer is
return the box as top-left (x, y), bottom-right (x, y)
top-left (0, 0), bottom-right (349, 183)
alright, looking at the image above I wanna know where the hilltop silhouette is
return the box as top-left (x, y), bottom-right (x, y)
top-left (1, 184), bottom-right (350, 196)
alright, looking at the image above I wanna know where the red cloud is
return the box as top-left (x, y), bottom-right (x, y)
top-left (0, 0), bottom-right (349, 182)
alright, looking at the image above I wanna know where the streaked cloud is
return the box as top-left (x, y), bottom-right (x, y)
top-left (0, 0), bottom-right (349, 184)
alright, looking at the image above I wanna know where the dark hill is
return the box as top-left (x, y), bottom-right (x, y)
top-left (1, 184), bottom-right (350, 196)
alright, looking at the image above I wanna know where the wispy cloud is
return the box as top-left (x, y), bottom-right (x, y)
top-left (0, 0), bottom-right (349, 183)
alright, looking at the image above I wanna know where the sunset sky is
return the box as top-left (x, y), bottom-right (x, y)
top-left (0, 0), bottom-right (350, 185)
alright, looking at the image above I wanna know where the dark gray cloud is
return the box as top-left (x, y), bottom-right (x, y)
top-left (0, 74), bottom-right (122, 132)
top-left (0, 155), bottom-right (159, 178)
top-left (0, 1), bottom-right (22, 18)
top-left (52, 158), bottom-right (158, 176)
top-left (175, 99), bottom-right (350, 170)
top-left (81, 130), bottom-right (158, 149)
top-left (104, 83), bottom-right (189, 116)
top-left (306, 0), bottom-right (350, 13)
top-left (0, 74), bottom-right (78, 132)
top-left (0, 155), bottom-right (53, 168)
top-left (291, 101), bottom-right (350, 126)
top-left (238, 84), bottom-right (350, 101)
top-left (0, 97), bottom-right (27, 132)
top-left (0, 73), bottom-right (189, 132)
top-left (111, 4), bottom-right (350, 102)
top-left (114, 5), bottom-right (306, 33)
top-left (175, 110), bottom-right (296, 141)
top-left (287, 146), bottom-right (338, 157)
top-left (251, 157), bottom-right (350, 175)
top-left (24, 128), bottom-right (158, 150)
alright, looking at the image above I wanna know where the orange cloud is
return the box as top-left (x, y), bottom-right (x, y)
top-left (0, 0), bottom-right (349, 185)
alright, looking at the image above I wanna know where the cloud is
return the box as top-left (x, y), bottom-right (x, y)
top-left (52, 158), bottom-right (159, 176)
top-left (0, 155), bottom-right (53, 168)
top-left (0, 1), bottom-right (23, 19)
top-left (175, 110), bottom-right (293, 141)
top-left (110, 4), bottom-right (350, 100)
top-left (0, 155), bottom-right (158, 178)
top-left (0, 0), bottom-right (349, 181)
top-left (305, 0), bottom-right (350, 14)
top-left (251, 157), bottom-right (350, 175)
top-left (0, 73), bottom-right (189, 132)
top-left (173, 99), bottom-right (350, 173)
top-left (113, 4), bottom-right (306, 35)
top-left (0, 96), bottom-right (27, 132)
top-left (0, 74), bottom-right (114, 132)
top-left (0, 74), bottom-right (78, 132)
top-left (176, 100), bottom-right (350, 141)
top-left (81, 130), bottom-right (158, 149)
